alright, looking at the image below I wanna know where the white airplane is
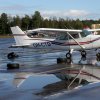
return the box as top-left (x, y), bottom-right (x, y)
top-left (10, 26), bottom-right (100, 58)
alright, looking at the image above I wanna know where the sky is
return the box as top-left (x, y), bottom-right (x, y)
top-left (0, 0), bottom-right (100, 19)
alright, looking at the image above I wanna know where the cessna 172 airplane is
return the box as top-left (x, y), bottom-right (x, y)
top-left (10, 26), bottom-right (100, 58)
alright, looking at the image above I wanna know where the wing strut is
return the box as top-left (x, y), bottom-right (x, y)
top-left (67, 32), bottom-right (85, 50)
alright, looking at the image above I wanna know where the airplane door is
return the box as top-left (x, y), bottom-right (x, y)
top-left (80, 30), bottom-right (92, 49)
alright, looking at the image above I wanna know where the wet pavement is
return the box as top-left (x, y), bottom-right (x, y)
top-left (0, 38), bottom-right (100, 100)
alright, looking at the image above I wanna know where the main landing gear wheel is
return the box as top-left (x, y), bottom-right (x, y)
top-left (81, 50), bottom-right (86, 58)
top-left (66, 52), bottom-right (72, 64)
top-left (66, 52), bottom-right (71, 59)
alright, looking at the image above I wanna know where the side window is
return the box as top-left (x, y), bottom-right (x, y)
top-left (69, 33), bottom-right (79, 39)
top-left (56, 33), bottom-right (68, 40)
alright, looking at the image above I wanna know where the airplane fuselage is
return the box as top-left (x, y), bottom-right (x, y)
top-left (11, 26), bottom-right (100, 52)
top-left (26, 34), bottom-right (100, 51)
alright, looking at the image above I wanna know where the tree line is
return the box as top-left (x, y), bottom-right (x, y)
top-left (0, 11), bottom-right (100, 35)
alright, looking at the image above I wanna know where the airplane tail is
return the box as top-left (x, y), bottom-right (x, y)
top-left (11, 26), bottom-right (30, 46)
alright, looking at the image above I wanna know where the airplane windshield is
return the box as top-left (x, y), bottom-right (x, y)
top-left (80, 30), bottom-right (91, 37)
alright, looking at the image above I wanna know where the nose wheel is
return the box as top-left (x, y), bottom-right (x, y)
top-left (66, 52), bottom-right (72, 59)
top-left (81, 50), bottom-right (86, 58)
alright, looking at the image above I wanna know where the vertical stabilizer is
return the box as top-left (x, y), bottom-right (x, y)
top-left (11, 26), bottom-right (30, 46)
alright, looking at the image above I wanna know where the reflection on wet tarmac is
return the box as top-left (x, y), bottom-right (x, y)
top-left (0, 73), bottom-right (89, 99)
top-left (0, 62), bottom-right (100, 100)
top-left (0, 70), bottom-right (99, 100)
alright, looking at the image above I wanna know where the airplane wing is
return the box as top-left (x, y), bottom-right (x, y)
top-left (27, 28), bottom-right (82, 33)
top-left (27, 28), bottom-right (100, 34)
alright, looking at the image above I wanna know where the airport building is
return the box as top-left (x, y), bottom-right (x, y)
top-left (91, 24), bottom-right (100, 34)
top-left (91, 24), bottom-right (100, 29)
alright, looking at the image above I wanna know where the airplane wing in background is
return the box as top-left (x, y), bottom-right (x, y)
top-left (87, 29), bottom-right (100, 32)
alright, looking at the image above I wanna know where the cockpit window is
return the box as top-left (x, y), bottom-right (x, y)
top-left (80, 30), bottom-right (91, 37)
top-left (56, 33), bottom-right (68, 40)
top-left (56, 33), bottom-right (79, 40)
top-left (69, 33), bottom-right (79, 39)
